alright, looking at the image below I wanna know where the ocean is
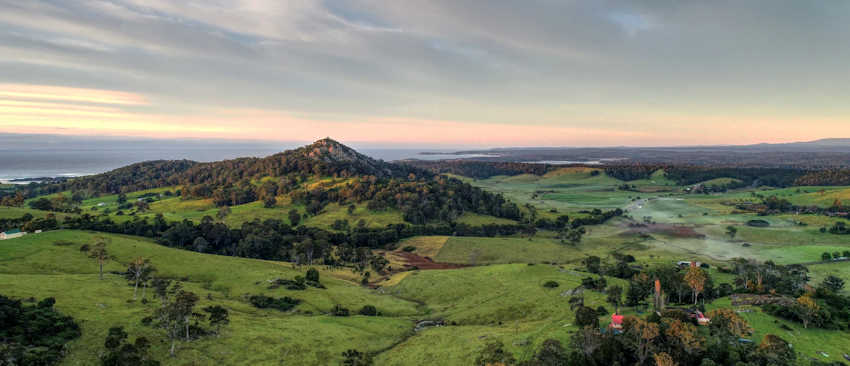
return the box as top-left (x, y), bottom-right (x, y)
top-left (0, 134), bottom-right (467, 183)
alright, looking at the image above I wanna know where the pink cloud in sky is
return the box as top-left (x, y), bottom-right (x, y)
top-left (1, 84), bottom-right (847, 147)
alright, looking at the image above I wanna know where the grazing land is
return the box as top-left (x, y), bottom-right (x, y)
top-left (3, 141), bottom-right (850, 365)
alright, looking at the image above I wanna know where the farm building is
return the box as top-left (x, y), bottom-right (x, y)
top-left (0, 229), bottom-right (26, 240)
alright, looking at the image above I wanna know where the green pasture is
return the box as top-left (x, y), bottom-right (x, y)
top-left (0, 230), bottom-right (420, 365)
top-left (706, 298), bottom-right (850, 362)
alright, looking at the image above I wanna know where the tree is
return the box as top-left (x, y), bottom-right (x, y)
top-left (202, 305), bottom-right (229, 336)
top-left (821, 275), bottom-right (845, 293)
top-left (756, 334), bottom-right (796, 366)
top-left (725, 226), bottom-right (737, 240)
top-left (155, 283), bottom-right (199, 356)
top-left (623, 317), bottom-right (659, 366)
top-left (475, 341), bottom-right (516, 366)
top-left (306, 268), bottom-right (320, 283)
top-left (100, 326), bottom-right (159, 366)
top-left (706, 308), bottom-right (752, 341)
top-left (560, 226), bottom-right (585, 246)
top-left (653, 352), bottom-right (677, 366)
top-left (664, 319), bottom-right (703, 356)
top-left (606, 285), bottom-right (623, 313)
top-left (795, 294), bottom-right (819, 329)
top-left (90, 238), bottom-right (109, 280)
top-left (347, 204), bottom-right (356, 214)
top-left (571, 327), bottom-right (603, 364)
top-left (216, 206), bottom-right (231, 220)
top-left (128, 257), bottom-right (151, 300)
top-left (683, 265), bottom-right (706, 305)
top-left (288, 209), bottom-right (301, 226)
top-left (583, 256), bottom-right (601, 274)
top-left (822, 252), bottom-right (832, 261)
top-left (574, 306), bottom-right (599, 328)
top-left (192, 237), bottom-right (209, 253)
top-left (117, 193), bottom-right (127, 204)
top-left (530, 339), bottom-right (567, 365)
top-left (263, 195), bottom-right (276, 208)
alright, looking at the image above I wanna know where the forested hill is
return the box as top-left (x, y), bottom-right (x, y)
top-left (16, 138), bottom-right (521, 224)
top-left (42, 138), bottom-right (424, 195)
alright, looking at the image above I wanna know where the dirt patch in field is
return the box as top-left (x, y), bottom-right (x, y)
top-left (393, 251), bottom-right (469, 270)
top-left (370, 250), bottom-right (468, 287)
top-left (622, 223), bottom-right (706, 239)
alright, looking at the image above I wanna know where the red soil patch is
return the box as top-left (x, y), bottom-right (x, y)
top-left (623, 223), bottom-right (705, 239)
top-left (394, 252), bottom-right (469, 270)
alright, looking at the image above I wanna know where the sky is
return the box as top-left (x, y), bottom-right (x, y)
top-left (1, 0), bottom-right (849, 147)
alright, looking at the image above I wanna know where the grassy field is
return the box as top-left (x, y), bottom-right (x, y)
top-left (0, 230), bottom-right (420, 365)
top-left (379, 263), bottom-right (621, 364)
top-left (0, 206), bottom-right (73, 220)
top-left (7, 166), bottom-right (850, 365)
top-left (705, 298), bottom-right (850, 361)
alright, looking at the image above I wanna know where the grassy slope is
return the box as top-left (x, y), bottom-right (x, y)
top-left (378, 263), bottom-right (620, 365)
top-left (0, 230), bottom-right (420, 365)
top-left (74, 190), bottom-right (511, 230)
top-left (0, 206), bottom-right (72, 220)
top-left (705, 298), bottom-right (850, 361)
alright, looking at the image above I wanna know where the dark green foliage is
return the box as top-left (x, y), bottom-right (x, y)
top-left (263, 195), bottom-right (276, 208)
top-left (542, 281), bottom-right (560, 289)
top-left (358, 305), bottom-right (378, 316)
top-left (595, 306), bottom-right (608, 316)
top-left (525, 339), bottom-right (567, 366)
top-left (249, 295), bottom-right (301, 312)
top-left (100, 326), bottom-right (160, 366)
top-left (28, 198), bottom-right (53, 211)
top-left (405, 160), bottom-right (550, 179)
top-left (202, 305), bottom-right (229, 334)
top-left (341, 349), bottom-right (373, 366)
top-left (574, 306), bottom-right (599, 328)
top-left (583, 256), bottom-right (601, 274)
top-left (746, 219), bottom-right (770, 227)
top-left (331, 304), bottom-right (350, 317)
top-left (581, 276), bottom-right (607, 291)
top-left (828, 221), bottom-right (850, 235)
top-left (331, 219), bottom-right (349, 231)
top-left (401, 246), bottom-right (416, 252)
top-left (288, 210), bottom-right (301, 226)
top-left (0, 294), bottom-right (81, 366)
top-left (821, 275), bottom-right (845, 293)
top-left (268, 277), bottom-right (307, 290)
top-left (306, 268), bottom-right (320, 283)
top-left (475, 341), bottom-right (516, 366)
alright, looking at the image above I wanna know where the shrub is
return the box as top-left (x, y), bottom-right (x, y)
top-left (249, 295), bottom-right (301, 312)
top-left (596, 306), bottom-right (609, 316)
top-left (746, 219), bottom-right (770, 227)
top-left (342, 349), bottom-right (373, 366)
top-left (306, 268), bottom-right (320, 283)
top-left (542, 281), bottom-right (559, 288)
top-left (575, 306), bottom-right (599, 328)
top-left (402, 246), bottom-right (416, 252)
top-left (358, 305), bottom-right (378, 316)
top-left (332, 304), bottom-right (350, 317)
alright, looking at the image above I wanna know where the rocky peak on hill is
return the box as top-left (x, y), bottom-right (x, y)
top-left (304, 138), bottom-right (370, 163)
top-left (291, 138), bottom-right (419, 178)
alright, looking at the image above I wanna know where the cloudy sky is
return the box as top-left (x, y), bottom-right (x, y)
top-left (1, 0), bottom-right (848, 147)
